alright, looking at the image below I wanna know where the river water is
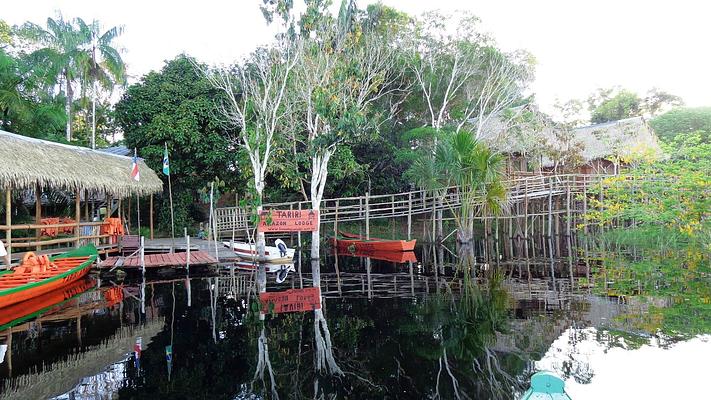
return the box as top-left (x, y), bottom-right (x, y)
top-left (0, 238), bottom-right (709, 399)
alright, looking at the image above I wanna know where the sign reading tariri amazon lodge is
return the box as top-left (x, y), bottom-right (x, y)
top-left (257, 209), bottom-right (319, 232)
top-left (259, 287), bottom-right (322, 314)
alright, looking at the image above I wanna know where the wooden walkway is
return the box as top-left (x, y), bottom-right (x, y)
top-left (214, 173), bottom-right (610, 235)
top-left (99, 251), bottom-right (217, 269)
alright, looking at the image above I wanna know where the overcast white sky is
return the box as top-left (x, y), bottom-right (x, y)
top-left (5, 0), bottom-right (711, 114)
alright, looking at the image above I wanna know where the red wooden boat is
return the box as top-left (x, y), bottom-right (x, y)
top-left (330, 231), bottom-right (416, 252)
top-left (335, 247), bottom-right (418, 263)
top-left (0, 277), bottom-right (95, 330)
top-left (0, 245), bottom-right (98, 309)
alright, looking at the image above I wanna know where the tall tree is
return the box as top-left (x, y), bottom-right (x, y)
top-left (115, 56), bottom-right (240, 232)
top-left (288, 13), bottom-right (405, 260)
top-left (79, 19), bottom-right (126, 148)
top-left (203, 40), bottom-right (299, 258)
top-left (20, 15), bottom-right (126, 142)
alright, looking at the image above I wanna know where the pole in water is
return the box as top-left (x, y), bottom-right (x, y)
top-left (140, 236), bottom-right (145, 275)
top-left (185, 227), bottom-right (191, 273)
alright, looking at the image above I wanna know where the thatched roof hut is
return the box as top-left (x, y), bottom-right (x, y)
top-left (0, 130), bottom-right (162, 197)
top-left (568, 116), bottom-right (661, 163)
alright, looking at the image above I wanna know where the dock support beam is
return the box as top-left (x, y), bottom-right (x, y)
top-left (75, 189), bottom-right (81, 247)
top-left (4, 190), bottom-right (11, 267)
top-left (35, 184), bottom-right (41, 251)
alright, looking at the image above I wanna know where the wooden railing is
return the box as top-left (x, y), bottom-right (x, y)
top-left (214, 173), bottom-right (611, 235)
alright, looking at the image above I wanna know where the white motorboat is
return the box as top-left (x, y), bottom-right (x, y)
top-left (231, 262), bottom-right (295, 283)
top-left (222, 239), bottom-right (295, 263)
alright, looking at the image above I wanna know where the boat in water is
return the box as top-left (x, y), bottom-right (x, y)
top-left (335, 247), bottom-right (418, 263)
top-left (331, 231), bottom-right (416, 252)
top-left (519, 371), bottom-right (572, 400)
top-left (223, 239), bottom-right (295, 263)
top-left (232, 261), bottom-right (295, 283)
top-left (0, 245), bottom-right (98, 309)
top-left (0, 277), bottom-right (95, 331)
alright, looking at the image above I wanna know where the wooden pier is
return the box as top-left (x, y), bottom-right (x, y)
top-left (214, 173), bottom-right (613, 244)
top-left (100, 251), bottom-right (217, 269)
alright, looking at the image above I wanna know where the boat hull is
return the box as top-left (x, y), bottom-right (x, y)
top-left (331, 231), bottom-right (416, 252)
top-left (0, 245), bottom-right (98, 310)
top-left (223, 242), bottom-right (295, 263)
top-left (0, 277), bottom-right (95, 330)
top-left (335, 248), bottom-right (418, 263)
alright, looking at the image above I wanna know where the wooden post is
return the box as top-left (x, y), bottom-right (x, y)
top-left (185, 227), bottom-right (191, 272)
top-left (118, 198), bottom-right (122, 222)
top-left (127, 195), bottom-right (132, 232)
top-left (547, 177), bottom-right (553, 239)
top-left (365, 191), bottom-right (370, 240)
top-left (35, 184), bottom-right (42, 251)
top-left (566, 180), bottom-right (572, 237)
top-left (297, 202), bottom-right (302, 251)
top-left (583, 179), bottom-right (588, 234)
top-left (149, 194), bottom-right (154, 240)
top-left (140, 235), bottom-right (145, 274)
top-left (407, 192), bottom-right (412, 241)
top-left (334, 200), bottom-right (339, 236)
top-left (5, 190), bottom-right (11, 266)
top-left (75, 189), bottom-right (81, 247)
top-left (84, 190), bottom-right (89, 221)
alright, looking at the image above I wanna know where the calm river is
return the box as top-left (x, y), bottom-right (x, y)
top-left (1, 238), bottom-right (709, 399)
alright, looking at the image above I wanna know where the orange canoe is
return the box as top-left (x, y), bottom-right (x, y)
top-left (335, 247), bottom-right (418, 263)
top-left (331, 231), bottom-right (416, 252)
top-left (0, 277), bottom-right (95, 330)
top-left (0, 245), bottom-right (98, 309)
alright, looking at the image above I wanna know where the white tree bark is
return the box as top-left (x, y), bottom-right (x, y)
top-left (202, 42), bottom-right (299, 258)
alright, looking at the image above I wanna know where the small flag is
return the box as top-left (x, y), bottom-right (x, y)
top-left (162, 143), bottom-right (170, 176)
top-left (130, 148), bottom-right (141, 182)
top-left (165, 345), bottom-right (173, 380)
top-left (134, 336), bottom-right (142, 369)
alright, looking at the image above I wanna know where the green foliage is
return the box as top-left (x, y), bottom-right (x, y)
top-left (19, 15), bottom-right (126, 142)
top-left (592, 227), bottom-right (711, 337)
top-left (584, 133), bottom-right (710, 241)
top-left (587, 87), bottom-right (684, 124)
top-left (590, 89), bottom-right (642, 124)
top-left (650, 107), bottom-right (711, 141)
top-left (116, 55), bottom-right (244, 230)
top-left (0, 47), bottom-right (66, 137)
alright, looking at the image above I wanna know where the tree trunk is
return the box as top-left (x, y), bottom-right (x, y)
top-left (65, 70), bottom-right (73, 141)
top-left (256, 203), bottom-right (266, 259)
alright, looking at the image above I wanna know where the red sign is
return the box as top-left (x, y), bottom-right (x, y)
top-left (259, 287), bottom-right (321, 314)
top-left (258, 209), bottom-right (319, 232)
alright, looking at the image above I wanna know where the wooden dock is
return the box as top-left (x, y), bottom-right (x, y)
top-left (99, 251), bottom-right (217, 269)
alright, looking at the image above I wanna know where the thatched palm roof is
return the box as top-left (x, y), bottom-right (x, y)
top-left (0, 130), bottom-right (162, 197)
top-left (570, 116), bottom-right (661, 162)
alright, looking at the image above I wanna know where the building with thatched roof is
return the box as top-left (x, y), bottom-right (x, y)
top-left (542, 116), bottom-right (662, 174)
top-left (469, 104), bottom-right (556, 174)
top-left (0, 131), bottom-right (162, 196)
top-left (471, 108), bottom-right (662, 175)
top-left (0, 130), bottom-right (163, 264)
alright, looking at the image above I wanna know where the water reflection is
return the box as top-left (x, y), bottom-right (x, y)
top-left (0, 231), bottom-right (708, 399)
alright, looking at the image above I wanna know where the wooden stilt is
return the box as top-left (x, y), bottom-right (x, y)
top-left (35, 184), bottom-right (42, 251)
top-left (127, 195), bottom-right (132, 232)
top-left (149, 194), bottom-right (154, 240)
top-left (84, 190), bottom-right (89, 222)
top-left (75, 189), bottom-right (81, 247)
top-left (407, 192), bottom-right (412, 241)
top-left (5, 190), bottom-right (11, 267)
top-left (365, 191), bottom-right (370, 240)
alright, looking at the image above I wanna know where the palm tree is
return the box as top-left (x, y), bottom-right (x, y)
top-left (408, 130), bottom-right (508, 245)
top-left (21, 15), bottom-right (87, 141)
top-left (77, 19), bottom-right (126, 148)
top-left (20, 15), bottom-right (125, 144)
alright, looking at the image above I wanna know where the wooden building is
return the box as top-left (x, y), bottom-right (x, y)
top-left (542, 116), bottom-right (662, 174)
top-left (0, 131), bottom-right (163, 266)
